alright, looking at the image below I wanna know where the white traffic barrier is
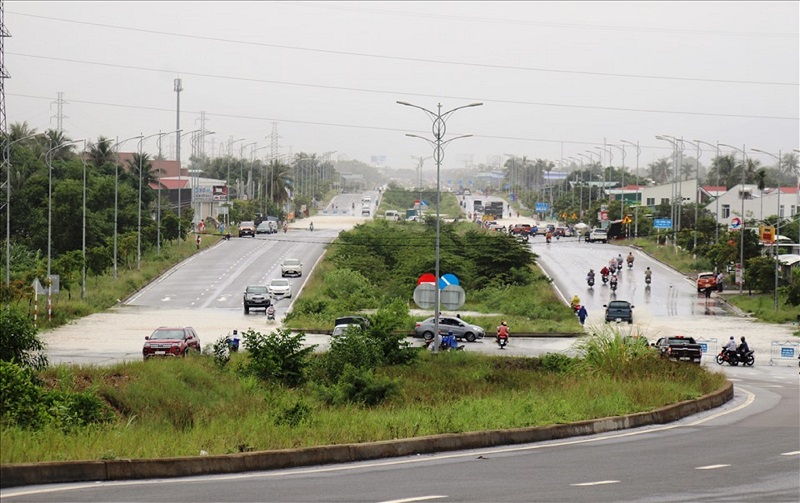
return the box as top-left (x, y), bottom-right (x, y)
top-left (696, 337), bottom-right (717, 356)
top-left (768, 340), bottom-right (800, 366)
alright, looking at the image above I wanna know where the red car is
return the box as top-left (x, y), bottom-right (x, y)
top-left (143, 327), bottom-right (201, 360)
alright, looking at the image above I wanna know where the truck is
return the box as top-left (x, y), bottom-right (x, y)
top-left (484, 201), bottom-right (504, 219)
top-left (653, 336), bottom-right (703, 364)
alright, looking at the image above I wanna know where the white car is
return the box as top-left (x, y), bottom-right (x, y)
top-left (268, 278), bottom-right (292, 299)
top-left (586, 228), bottom-right (608, 243)
top-left (280, 258), bottom-right (303, 277)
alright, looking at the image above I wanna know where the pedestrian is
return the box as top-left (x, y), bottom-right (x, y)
top-left (196, 234), bottom-right (201, 250)
top-left (577, 305), bottom-right (588, 325)
top-left (716, 272), bottom-right (724, 292)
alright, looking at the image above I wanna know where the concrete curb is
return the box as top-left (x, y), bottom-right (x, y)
top-left (0, 381), bottom-right (733, 488)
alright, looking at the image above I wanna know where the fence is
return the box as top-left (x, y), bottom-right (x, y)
top-left (696, 337), bottom-right (717, 357)
top-left (768, 341), bottom-right (800, 366)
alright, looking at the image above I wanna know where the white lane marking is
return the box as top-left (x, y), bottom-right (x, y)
top-left (161, 297), bottom-right (171, 302)
top-left (3, 387), bottom-right (756, 498)
top-left (727, 378), bottom-right (743, 381)
top-left (379, 497), bottom-right (448, 503)
top-left (696, 464), bottom-right (730, 470)
top-left (570, 480), bottom-right (620, 486)
top-left (780, 451), bottom-right (800, 456)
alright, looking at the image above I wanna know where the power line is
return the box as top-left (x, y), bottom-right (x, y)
top-left (8, 55), bottom-right (798, 121)
top-left (7, 11), bottom-right (798, 87)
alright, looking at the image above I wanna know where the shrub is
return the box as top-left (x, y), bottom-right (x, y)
top-left (577, 326), bottom-right (658, 379)
top-left (320, 327), bottom-right (383, 382)
top-left (0, 361), bottom-right (46, 428)
top-left (0, 308), bottom-right (48, 370)
top-left (274, 400), bottom-right (311, 427)
top-left (239, 328), bottom-right (316, 388)
top-left (538, 352), bottom-right (578, 373)
top-left (42, 389), bottom-right (114, 430)
top-left (317, 364), bottom-right (399, 406)
top-left (366, 298), bottom-right (417, 367)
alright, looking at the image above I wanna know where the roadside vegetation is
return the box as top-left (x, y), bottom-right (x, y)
top-left (376, 186), bottom-right (463, 220)
top-left (1, 309), bottom-right (725, 464)
top-left (285, 219), bottom-right (581, 334)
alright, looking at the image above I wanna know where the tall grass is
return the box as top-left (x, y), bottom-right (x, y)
top-left (1, 346), bottom-right (725, 464)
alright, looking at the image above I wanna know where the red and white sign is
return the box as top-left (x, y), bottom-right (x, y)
top-left (417, 273), bottom-right (437, 285)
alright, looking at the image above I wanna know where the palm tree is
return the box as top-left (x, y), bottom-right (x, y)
top-left (648, 158), bottom-right (672, 184)
top-left (267, 160), bottom-right (292, 204)
top-left (126, 153), bottom-right (158, 187)
top-left (87, 136), bottom-right (116, 169)
top-left (756, 168), bottom-right (767, 220)
top-left (43, 129), bottom-right (75, 161)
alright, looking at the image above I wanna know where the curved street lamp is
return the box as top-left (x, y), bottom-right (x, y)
top-left (3, 132), bottom-right (44, 296)
top-left (46, 139), bottom-right (85, 320)
top-left (620, 140), bottom-right (641, 237)
top-left (719, 143), bottom-right (748, 294)
top-left (694, 140), bottom-right (721, 243)
top-left (176, 129), bottom-right (203, 240)
top-left (155, 129), bottom-right (183, 255)
top-left (655, 135), bottom-right (683, 243)
top-left (751, 147), bottom-right (782, 311)
top-left (240, 142), bottom-right (257, 200)
top-left (137, 132), bottom-right (168, 270)
top-left (397, 100), bottom-right (482, 351)
top-left (682, 139), bottom-right (703, 255)
top-left (111, 135), bottom-right (144, 279)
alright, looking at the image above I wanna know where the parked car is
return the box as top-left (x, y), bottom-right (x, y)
top-left (586, 228), bottom-right (608, 243)
top-left (334, 315), bottom-right (370, 330)
top-left (243, 285), bottom-right (270, 314)
top-left (268, 278), bottom-right (292, 299)
top-left (281, 258), bottom-right (303, 277)
top-left (256, 221), bottom-right (276, 234)
top-left (238, 221), bottom-right (256, 238)
top-left (414, 316), bottom-right (485, 342)
top-left (331, 324), bottom-right (363, 337)
top-left (604, 300), bottom-right (634, 324)
top-left (143, 327), bottom-right (201, 360)
top-left (696, 272), bottom-right (717, 293)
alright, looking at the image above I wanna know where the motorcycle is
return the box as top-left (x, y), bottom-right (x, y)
top-left (645, 275), bottom-right (652, 285)
top-left (424, 334), bottom-right (464, 352)
top-left (609, 264), bottom-right (617, 274)
top-left (601, 274), bottom-right (609, 284)
top-left (225, 333), bottom-right (240, 353)
top-left (610, 280), bottom-right (618, 292)
top-left (587, 276), bottom-right (595, 287)
top-left (627, 261), bottom-right (633, 269)
top-left (496, 334), bottom-right (508, 349)
top-left (716, 349), bottom-right (754, 366)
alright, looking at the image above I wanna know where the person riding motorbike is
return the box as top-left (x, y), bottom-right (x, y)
top-left (282, 223), bottom-right (288, 233)
top-left (609, 274), bottom-right (618, 290)
top-left (616, 254), bottom-right (623, 269)
top-left (545, 231), bottom-right (552, 243)
top-left (570, 294), bottom-right (581, 311)
top-left (737, 336), bottom-right (750, 360)
top-left (587, 269), bottom-right (595, 284)
top-left (496, 321), bottom-right (510, 347)
top-left (309, 221), bottom-right (314, 232)
top-left (600, 266), bottom-right (610, 283)
top-left (644, 267), bottom-right (652, 283)
top-left (626, 252), bottom-right (634, 266)
top-left (266, 305), bottom-right (276, 320)
top-left (723, 336), bottom-right (738, 360)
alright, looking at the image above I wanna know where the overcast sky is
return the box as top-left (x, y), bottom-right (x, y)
top-left (5, 1), bottom-right (799, 173)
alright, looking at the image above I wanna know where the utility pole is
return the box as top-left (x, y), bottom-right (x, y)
top-left (50, 92), bottom-right (68, 133)
top-left (174, 78), bottom-right (183, 240)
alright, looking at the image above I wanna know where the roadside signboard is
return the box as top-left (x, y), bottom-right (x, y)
top-left (654, 218), bottom-right (672, 229)
top-left (535, 202), bottom-right (549, 213)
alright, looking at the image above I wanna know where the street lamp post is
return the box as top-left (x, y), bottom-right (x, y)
top-left (240, 142), bottom-right (257, 199)
top-left (46, 139), bottom-right (85, 320)
top-left (683, 140), bottom-right (703, 255)
top-left (3, 132), bottom-right (43, 295)
top-left (137, 133), bottom-right (165, 270)
top-left (695, 140), bottom-right (721, 243)
top-left (176, 129), bottom-right (203, 240)
top-left (720, 143), bottom-right (748, 294)
top-left (752, 148), bottom-right (782, 310)
top-left (398, 100), bottom-right (482, 352)
top-left (620, 140), bottom-right (641, 236)
top-left (80, 140), bottom-right (88, 300)
top-left (656, 135), bottom-right (682, 244)
top-left (111, 135), bottom-right (143, 279)
top-left (577, 153), bottom-right (594, 209)
top-left (155, 129), bottom-right (183, 255)
top-left (607, 144), bottom-right (626, 219)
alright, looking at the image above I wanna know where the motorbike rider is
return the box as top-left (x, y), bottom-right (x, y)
top-left (616, 254), bottom-right (623, 269)
top-left (723, 336), bottom-right (738, 360)
top-left (570, 294), bottom-right (581, 311)
top-left (626, 252), bottom-right (634, 266)
top-left (609, 274), bottom-right (618, 289)
top-left (587, 269), bottom-right (595, 282)
top-left (282, 223), bottom-right (288, 233)
top-left (737, 336), bottom-right (750, 359)
top-left (600, 265), bottom-right (610, 281)
top-left (644, 267), bottom-right (652, 282)
top-left (496, 321), bottom-right (510, 344)
top-left (266, 304), bottom-right (276, 319)
top-left (309, 221), bottom-right (314, 232)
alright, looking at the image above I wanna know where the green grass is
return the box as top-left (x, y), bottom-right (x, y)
top-left (1, 344), bottom-right (725, 464)
top-left (724, 292), bottom-right (800, 325)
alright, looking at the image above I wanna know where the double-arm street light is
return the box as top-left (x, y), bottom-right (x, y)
top-left (719, 143), bottom-right (747, 294)
top-left (607, 144), bottom-right (626, 218)
top-left (695, 140), bottom-right (721, 243)
top-left (4, 132), bottom-right (44, 295)
top-left (398, 100), bottom-right (482, 352)
top-left (176, 129), bottom-right (203, 239)
top-left (155, 130), bottom-right (182, 255)
top-left (751, 148), bottom-right (783, 311)
top-left (240, 142), bottom-right (257, 199)
top-left (137, 132), bottom-right (168, 270)
top-left (655, 135), bottom-right (683, 243)
top-left (111, 135), bottom-right (143, 279)
top-left (682, 139), bottom-right (703, 255)
top-left (620, 140), bottom-right (641, 237)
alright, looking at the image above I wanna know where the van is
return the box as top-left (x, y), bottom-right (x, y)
top-left (384, 210), bottom-right (401, 221)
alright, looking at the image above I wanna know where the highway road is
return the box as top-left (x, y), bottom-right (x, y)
top-left (20, 199), bottom-right (799, 501)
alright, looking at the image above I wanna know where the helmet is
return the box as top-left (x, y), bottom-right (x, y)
top-left (501, 321), bottom-right (507, 326)
top-left (730, 336), bottom-right (735, 340)
top-left (740, 336), bottom-right (746, 342)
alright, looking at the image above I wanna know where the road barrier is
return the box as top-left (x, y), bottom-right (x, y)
top-left (768, 340), bottom-right (800, 366)
top-left (696, 337), bottom-right (717, 356)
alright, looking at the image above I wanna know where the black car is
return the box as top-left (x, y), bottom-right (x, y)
top-left (243, 285), bottom-right (270, 314)
top-left (604, 300), bottom-right (634, 324)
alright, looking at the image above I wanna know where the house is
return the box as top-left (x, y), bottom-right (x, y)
top-left (638, 179), bottom-right (699, 208)
top-left (704, 184), bottom-right (799, 227)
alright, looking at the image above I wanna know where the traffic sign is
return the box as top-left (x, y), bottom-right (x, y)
top-left (441, 285), bottom-right (465, 310)
top-left (439, 273), bottom-right (459, 290)
top-left (535, 202), bottom-right (549, 213)
top-left (653, 218), bottom-right (672, 229)
top-left (417, 273), bottom-right (437, 285)
top-left (729, 217), bottom-right (742, 230)
top-left (413, 283), bottom-right (437, 309)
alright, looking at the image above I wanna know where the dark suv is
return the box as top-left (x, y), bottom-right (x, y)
top-left (604, 300), bottom-right (634, 324)
top-left (243, 285), bottom-right (270, 314)
top-left (143, 327), bottom-right (201, 360)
